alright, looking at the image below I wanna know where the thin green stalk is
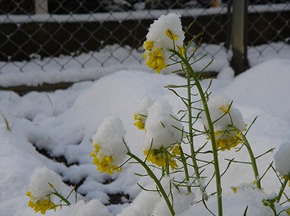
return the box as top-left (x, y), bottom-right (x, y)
top-left (0, 109), bottom-right (11, 131)
top-left (53, 192), bottom-right (71, 206)
top-left (186, 72), bottom-right (207, 197)
top-left (192, 72), bottom-right (223, 216)
top-left (232, 126), bottom-right (262, 189)
top-left (176, 50), bottom-right (223, 216)
top-left (127, 151), bottom-right (175, 216)
top-left (276, 172), bottom-right (290, 202)
top-left (179, 145), bottom-right (192, 193)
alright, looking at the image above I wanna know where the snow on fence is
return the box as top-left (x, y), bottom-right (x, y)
top-left (0, 0), bottom-right (289, 76)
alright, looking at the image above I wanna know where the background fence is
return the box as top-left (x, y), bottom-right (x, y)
top-left (0, 0), bottom-right (289, 78)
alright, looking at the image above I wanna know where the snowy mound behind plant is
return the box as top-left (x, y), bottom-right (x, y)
top-left (222, 58), bottom-right (290, 120)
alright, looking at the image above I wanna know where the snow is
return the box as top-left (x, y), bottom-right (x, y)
top-left (1, 12), bottom-right (290, 216)
top-left (91, 116), bottom-right (127, 169)
top-left (146, 13), bottom-right (184, 50)
top-left (274, 142), bottom-right (290, 176)
top-left (222, 58), bottom-right (290, 121)
top-left (1, 54), bottom-right (290, 215)
top-left (27, 167), bottom-right (68, 201)
top-left (69, 199), bottom-right (112, 216)
top-left (144, 99), bottom-right (183, 149)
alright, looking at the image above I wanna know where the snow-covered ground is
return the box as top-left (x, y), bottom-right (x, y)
top-left (1, 53), bottom-right (290, 215)
top-left (1, 9), bottom-right (290, 215)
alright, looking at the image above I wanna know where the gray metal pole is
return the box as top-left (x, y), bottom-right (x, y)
top-left (230, 0), bottom-right (249, 75)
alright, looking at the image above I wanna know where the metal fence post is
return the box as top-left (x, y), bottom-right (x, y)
top-left (230, 0), bottom-right (249, 75)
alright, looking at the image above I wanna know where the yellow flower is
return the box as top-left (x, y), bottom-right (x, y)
top-left (214, 130), bottom-right (242, 151)
top-left (134, 113), bottom-right (146, 130)
top-left (90, 143), bottom-right (122, 175)
top-left (165, 29), bottom-right (178, 41)
top-left (144, 47), bottom-right (167, 73)
top-left (171, 144), bottom-right (181, 155)
top-left (144, 147), bottom-right (178, 170)
top-left (143, 40), bottom-right (154, 50)
top-left (27, 191), bottom-right (56, 214)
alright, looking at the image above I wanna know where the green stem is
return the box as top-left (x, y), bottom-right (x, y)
top-left (185, 72), bottom-right (206, 197)
top-left (179, 52), bottom-right (222, 216)
top-left (128, 152), bottom-right (175, 216)
top-left (53, 192), bottom-right (71, 206)
top-left (232, 126), bottom-right (262, 189)
top-left (276, 172), bottom-right (290, 202)
top-left (179, 145), bottom-right (192, 193)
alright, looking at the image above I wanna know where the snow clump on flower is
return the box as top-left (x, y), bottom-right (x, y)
top-left (134, 96), bottom-right (154, 130)
top-left (144, 100), bottom-right (183, 149)
top-left (143, 13), bottom-right (185, 73)
top-left (274, 142), bottom-right (290, 177)
top-left (143, 100), bottom-right (183, 169)
top-left (201, 95), bottom-right (246, 151)
top-left (90, 116), bottom-right (127, 175)
top-left (26, 167), bottom-right (67, 214)
top-left (69, 199), bottom-right (112, 216)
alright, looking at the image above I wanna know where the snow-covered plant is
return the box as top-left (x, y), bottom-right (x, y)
top-left (274, 142), bottom-right (290, 179)
top-left (201, 95), bottom-right (246, 151)
top-left (27, 12), bottom-right (290, 216)
top-left (90, 116), bottom-right (127, 175)
top-left (262, 142), bottom-right (290, 216)
top-left (133, 96), bottom-right (153, 130)
top-left (131, 12), bottom-right (274, 216)
top-left (142, 13), bottom-right (184, 73)
top-left (26, 167), bottom-right (72, 214)
top-left (143, 100), bottom-right (183, 172)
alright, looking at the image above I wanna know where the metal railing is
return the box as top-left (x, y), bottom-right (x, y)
top-left (0, 0), bottom-right (289, 77)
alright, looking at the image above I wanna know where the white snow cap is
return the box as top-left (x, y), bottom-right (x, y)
top-left (144, 100), bottom-right (183, 149)
top-left (69, 199), bottom-right (112, 216)
top-left (202, 95), bottom-right (245, 133)
top-left (92, 116), bottom-right (127, 165)
top-left (274, 142), bottom-right (290, 176)
top-left (135, 96), bottom-right (154, 116)
top-left (28, 167), bottom-right (65, 201)
top-left (146, 13), bottom-right (184, 50)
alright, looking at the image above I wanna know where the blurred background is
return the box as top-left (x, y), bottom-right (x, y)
top-left (0, 0), bottom-right (289, 75)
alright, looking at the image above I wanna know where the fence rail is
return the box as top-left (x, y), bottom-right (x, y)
top-left (0, 0), bottom-right (289, 78)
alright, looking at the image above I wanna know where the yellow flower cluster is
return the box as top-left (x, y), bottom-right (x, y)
top-left (134, 113), bottom-right (146, 130)
top-left (214, 130), bottom-right (242, 151)
top-left (90, 143), bottom-right (122, 175)
top-left (144, 145), bottom-right (180, 170)
top-left (142, 43), bottom-right (167, 73)
top-left (143, 28), bottom-right (180, 73)
top-left (26, 191), bottom-right (56, 214)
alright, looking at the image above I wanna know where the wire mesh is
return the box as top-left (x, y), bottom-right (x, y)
top-left (0, 0), bottom-right (289, 74)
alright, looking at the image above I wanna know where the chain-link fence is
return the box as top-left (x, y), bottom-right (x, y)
top-left (0, 0), bottom-right (289, 76)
